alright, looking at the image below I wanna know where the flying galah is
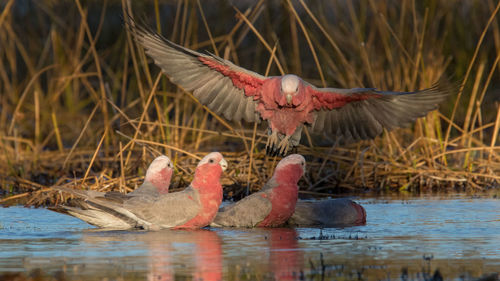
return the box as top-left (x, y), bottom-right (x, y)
top-left (128, 21), bottom-right (452, 155)
top-left (54, 152), bottom-right (227, 230)
top-left (211, 154), bottom-right (305, 227)
top-left (287, 198), bottom-right (367, 227)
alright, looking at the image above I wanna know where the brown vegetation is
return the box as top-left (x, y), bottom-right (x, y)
top-left (1, 0), bottom-right (499, 206)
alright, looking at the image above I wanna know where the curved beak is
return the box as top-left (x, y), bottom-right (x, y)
top-left (219, 158), bottom-right (228, 171)
top-left (286, 94), bottom-right (293, 105)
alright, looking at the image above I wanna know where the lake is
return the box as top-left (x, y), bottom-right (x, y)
top-left (1, 194), bottom-right (499, 280)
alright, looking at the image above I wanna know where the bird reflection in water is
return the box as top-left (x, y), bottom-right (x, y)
top-left (82, 228), bottom-right (305, 280)
top-left (144, 229), bottom-right (222, 281)
top-left (268, 228), bottom-right (303, 281)
top-left (83, 229), bottom-right (222, 281)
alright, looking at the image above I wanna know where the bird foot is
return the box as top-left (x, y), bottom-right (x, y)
top-left (266, 131), bottom-right (279, 155)
top-left (276, 136), bottom-right (291, 156)
top-left (266, 132), bottom-right (291, 156)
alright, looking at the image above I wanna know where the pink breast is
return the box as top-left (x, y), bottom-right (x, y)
top-left (257, 186), bottom-right (298, 227)
top-left (175, 190), bottom-right (223, 229)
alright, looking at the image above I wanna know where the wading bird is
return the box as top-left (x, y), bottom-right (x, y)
top-left (211, 154), bottom-right (305, 227)
top-left (53, 152), bottom-right (227, 230)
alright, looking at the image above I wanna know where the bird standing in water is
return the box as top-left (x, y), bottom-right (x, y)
top-left (212, 154), bottom-right (305, 228)
top-left (53, 152), bottom-right (227, 230)
top-left (51, 155), bottom-right (174, 229)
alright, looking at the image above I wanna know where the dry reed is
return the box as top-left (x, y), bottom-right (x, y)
top-left (0, 0), bottom-right (499, 206)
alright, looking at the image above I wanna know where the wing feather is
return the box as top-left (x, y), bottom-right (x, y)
top-left (193, 76), bottom-right (222, 104)
top-left (232, 94), bottom-right (245, 121)
top-left (55, 184), bottom-right (201, 229)
top-left (221, 89), bottom-right (243, 119)
top-left (207, 82), bottom-right (232, 115)
top-left (244, 96), bottom-right (259, 122)
top-left (312, 108), bottom-right (326, 132)
top-left (212, 191), bottom-right (272, 227)
top-left (127, 19), bottom-right (266, 123)
top-left (307, 81), bottom-right (454, 144)
top-left (123, 186), bottom-right (201, 228)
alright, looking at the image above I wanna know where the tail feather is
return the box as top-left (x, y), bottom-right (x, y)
top-left (52, 186), bottom-right (154, 230)
top-left (63, 206), bottom-right (133, 229)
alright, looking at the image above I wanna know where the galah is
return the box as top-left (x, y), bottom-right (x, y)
top-left (128, 155), bottom-right (173, 196)
top-left (51, 155), bottom-right (174, 229)
top-left (128, 20), bottom-right (452, 155)
top-left (211, 154), bottom-right (305, 228)
top-left (54, 152), bottom-right (227, 230)
top-left (287, 198), bottom-right (367, 227)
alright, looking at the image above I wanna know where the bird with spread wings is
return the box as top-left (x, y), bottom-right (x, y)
top-left (127, 18), bottom-right (452, 156)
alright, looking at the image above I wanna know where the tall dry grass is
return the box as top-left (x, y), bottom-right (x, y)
top-left (0, 0), bottom-right (499, 206)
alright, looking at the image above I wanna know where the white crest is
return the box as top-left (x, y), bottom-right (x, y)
top-left (198, 152), bottom-right (228, 171)
top-left (276, 154), bottom-right (306, 171)
top-left (146, 155), bottom-right (173, 179)
top-left (281, 74), bottom-right (300, 94)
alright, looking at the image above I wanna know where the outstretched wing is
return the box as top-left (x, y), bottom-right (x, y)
top-left (127, 19), bottom-right (266, 122)
top-left (306, 82), bottom-right (453, 143)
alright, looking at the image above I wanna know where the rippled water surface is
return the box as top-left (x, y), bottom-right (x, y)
top-left (1, 195), bottom-right (499, 280)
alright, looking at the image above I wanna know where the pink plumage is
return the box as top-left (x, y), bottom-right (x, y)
top-left (212, 154), bottom-right (305, 228)
top-left (174, 152), bottom-right (226, 229)
top-left (128, 19), bottom-right (453, 156)
top-left (53, 153), bottom-right (227, 230)
top-left (128, 155), bottom-right (173, 196)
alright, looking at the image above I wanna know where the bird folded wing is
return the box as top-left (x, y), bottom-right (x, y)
top-left (128, 20), bottom-right (265, 123)
top-left (61, 206), bottom-right (134, 229)
top-left (287, 200), bottom-right (324, 226)
top-left (55, 186), bottom-right (155, 229)
top-left (77, 196), bottom-right (155, 229)
top-left (124, 186), bottom-right (202, 228)
top-left (102, 191), bottom-right (132, 203)
top-left (289, 199), bottom-right (363, 227)
top-left (53, 186), bottom-right (104, 199)
top-left (126, 181), bottom-right (160, 197)
top-left (307, 82), bottom-right (451, 143)
top-left (212, 191), bottom-right (272, 227)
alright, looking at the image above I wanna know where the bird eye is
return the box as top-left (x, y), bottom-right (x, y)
top-left (301, 161), bottom-right (305, 166)
top-left (209, 159), bottom-right (215, 163)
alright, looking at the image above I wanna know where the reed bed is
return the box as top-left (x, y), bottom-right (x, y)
top-left (1, 0), bottom-right (499, 206)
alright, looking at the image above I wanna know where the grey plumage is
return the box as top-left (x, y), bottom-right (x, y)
top-left (287, 198), bottom-right (366, 227)
top-left (211, 181), bottom-right (274, 228)
top-left (311, 83), bottom-right (453, 142)
top-left (127, 19), bottom-right (262, 123)
top-left (309, 83), bottom-right (453, 144)
top-left (53, 185), bottom-right (201, 230)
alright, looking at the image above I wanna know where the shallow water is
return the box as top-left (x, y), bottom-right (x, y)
top-left (1, 195), bottom-right (499, 280)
